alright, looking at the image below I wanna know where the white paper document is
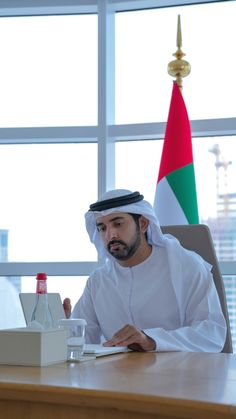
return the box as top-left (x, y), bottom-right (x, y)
top-left (83, 344), bottom-right (129, 357)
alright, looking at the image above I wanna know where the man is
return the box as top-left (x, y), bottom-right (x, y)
top-left (64, 189), bottom-right (226, 352)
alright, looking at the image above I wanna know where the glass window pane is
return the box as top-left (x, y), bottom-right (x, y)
top-left (0, 15), bottom-right (97, 127)
top-left (0, 144), bottom-right (97, 262)
top-left (116, 140), bottom-right (163, 205)
top-left (115, 1), bottom-right (236, 124)
top-left (192, 134), bottom-right (236, 316)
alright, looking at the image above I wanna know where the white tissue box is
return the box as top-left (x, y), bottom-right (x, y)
top-left (0, 327), bottom-right (67, 366)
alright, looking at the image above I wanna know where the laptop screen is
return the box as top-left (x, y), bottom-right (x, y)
top-left (19, 293), bottom-right (66, 326)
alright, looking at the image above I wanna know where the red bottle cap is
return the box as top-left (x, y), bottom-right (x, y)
top-left (36, 272), bottom-right (47, 280)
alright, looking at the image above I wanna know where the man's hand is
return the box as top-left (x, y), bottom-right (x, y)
top-left (63, 298), bottom-right (72, 319)
top-left (103, 324), bottom-right (156, 352)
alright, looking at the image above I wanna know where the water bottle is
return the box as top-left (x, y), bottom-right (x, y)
top-left (30, 272), bottom-right (53, 329)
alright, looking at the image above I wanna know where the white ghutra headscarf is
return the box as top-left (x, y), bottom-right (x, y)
top-left (84, 189), bottom-right (211, 272)
top-left (85, 189), bottom-right (166, 259)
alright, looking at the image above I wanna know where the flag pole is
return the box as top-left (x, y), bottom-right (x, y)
top-left (167, 15), bottom-right (191, 90)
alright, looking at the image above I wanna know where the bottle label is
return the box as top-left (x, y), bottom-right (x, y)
top-left (36, 280), bottom-right (47, 294)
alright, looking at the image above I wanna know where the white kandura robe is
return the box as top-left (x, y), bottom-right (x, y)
top-left (72, 245), bottom-right (227, 352)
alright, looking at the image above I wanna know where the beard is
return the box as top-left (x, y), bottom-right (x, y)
top-left (107, 226), bottom-right (141, 261)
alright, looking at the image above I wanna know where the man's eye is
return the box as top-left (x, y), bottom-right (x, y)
top-left (97, 226), bottom-right (105, 232)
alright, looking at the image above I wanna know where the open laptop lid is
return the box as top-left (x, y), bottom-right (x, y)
top-left (19, 293), bottom-right (66, 326)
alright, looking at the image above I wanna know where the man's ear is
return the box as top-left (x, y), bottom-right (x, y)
top-left (139, 216), bottom-right (149, 233)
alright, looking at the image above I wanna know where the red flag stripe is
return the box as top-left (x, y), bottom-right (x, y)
top-left (157, 81), bottom-right (193, 183)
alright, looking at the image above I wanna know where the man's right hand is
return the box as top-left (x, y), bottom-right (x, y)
top-left (103, 324), bottom-right (156, 352)
top-left (63, 298), bottom-right (72, 318)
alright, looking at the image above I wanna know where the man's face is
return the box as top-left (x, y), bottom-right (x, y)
top-left (96, 212), bottom-right (141, 261)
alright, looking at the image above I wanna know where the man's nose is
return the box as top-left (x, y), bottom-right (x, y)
top-left (105, 227), bottom-right (118, 241)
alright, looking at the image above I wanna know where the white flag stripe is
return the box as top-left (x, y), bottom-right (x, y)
top-left (154, 177), bottom-right (188, 226)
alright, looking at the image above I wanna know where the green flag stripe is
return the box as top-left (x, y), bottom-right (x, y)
top-left (166, 164), bottom-right (199, 224)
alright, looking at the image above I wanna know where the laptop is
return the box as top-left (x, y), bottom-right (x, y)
top-left (19, 293), bottom-right (66, 326)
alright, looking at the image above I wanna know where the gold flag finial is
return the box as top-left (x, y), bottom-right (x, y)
top-left (177, 14), bottom-right (182, 49)
top-left (167, 15), bottom-right (191, 90)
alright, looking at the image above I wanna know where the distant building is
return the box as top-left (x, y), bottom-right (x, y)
top-left (206, 193), bottom-right (236, 353)
top-left (206, 145), bottom-right (236, 352)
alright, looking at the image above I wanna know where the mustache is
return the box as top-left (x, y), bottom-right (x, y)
top-left (108, 239), bottom-right (126, 247)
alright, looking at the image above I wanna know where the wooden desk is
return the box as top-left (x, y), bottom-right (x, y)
top-left (0, 352), bottom-right (236, 419)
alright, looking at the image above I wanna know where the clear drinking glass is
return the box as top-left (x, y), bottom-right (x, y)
top-left (58, 318), bottom-right (87, 361)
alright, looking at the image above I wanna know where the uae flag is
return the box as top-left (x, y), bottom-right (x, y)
top-left (153, 81), bottom-right (199, 225)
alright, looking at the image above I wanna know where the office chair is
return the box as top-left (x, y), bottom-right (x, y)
top-left (161, 224), bottom-right (233, 353)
